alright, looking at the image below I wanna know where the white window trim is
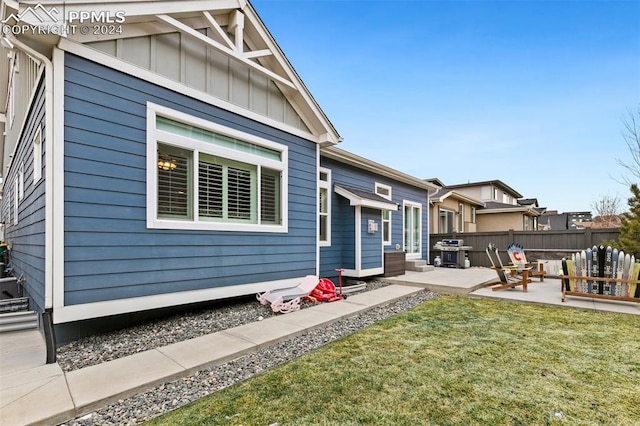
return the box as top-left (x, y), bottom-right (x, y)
top-left (146, 102), bottom-right (288, 233)
top-left (375, 182), bottom-right (392, 245)
top-left (13, 177), bottom-right (18, 225)
top-left (318, 167), bottom-right (331, 246)
top-left (33, 125), bottom-right (42, 184)
top-left (403, 200), bottom-right (422, 259)
top-left (439, 207), bottom-right (455, 234)
top-left (374, 182), bottom-right (392, 200)
top-left (18, 162), bottom-right (24, 201)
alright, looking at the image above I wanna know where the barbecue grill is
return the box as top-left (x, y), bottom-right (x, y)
top-left (433, 239), bottom-right (472, 268)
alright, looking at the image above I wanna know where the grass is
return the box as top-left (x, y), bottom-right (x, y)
top-left (149, 297), bottom-right (640, 425)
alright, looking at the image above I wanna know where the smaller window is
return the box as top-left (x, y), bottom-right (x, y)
top-left (375, 182), bottom-right (392, 200)
top-left (382, 210), bottom-right (391, 245)
top-left (18, 163), bottom-right (24, 201)
top-left (33, 126), bottom-right (42, 184)
top-left (318, 168), bottom-right (331, 246)
top-left (13, 177), bottom-right (19, 225)
top-left (471, 207), bottom-right (476, 224)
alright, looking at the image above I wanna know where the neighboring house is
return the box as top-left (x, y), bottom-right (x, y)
top-left (0, 0), bottom-right (348, 343)
top-left (427, 184), bottom-right (485, 233)
top-left (442, 180), bottom-right (541, 232)
top-left (320, 147), bottom-right (436, 280)
top-left (539, 210), bottom-right (594, 230)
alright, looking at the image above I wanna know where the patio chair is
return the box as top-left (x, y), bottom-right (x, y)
top-left (256, 275), bottom-right (319, 313)
top-left (506, 242), bottom-right (545, 281)
top-left (484, 243), bottom-right (532, 292)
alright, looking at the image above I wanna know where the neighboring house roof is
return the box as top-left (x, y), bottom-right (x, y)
top-left (446, 179), bottom-right (523, 199)
top-left (424, 178), bottom-right (445, 188)
top-left (430, 189), bottom-right (485, 207)
top-left (477, 201), bottom-right (541, 216)
top-left (321, 146), bottom-right (438, 192)
top-left (334, 185), bottom-right (399, 211)
top-left (518, 198), bottom-right (539, 207)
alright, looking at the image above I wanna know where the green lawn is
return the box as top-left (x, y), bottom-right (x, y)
top-left (149, 297), bottom-right (640, 425)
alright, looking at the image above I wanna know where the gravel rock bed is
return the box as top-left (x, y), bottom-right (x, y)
top-left (61, 287), bottom-right (438, 426)
top-left (57, 281), bottom-right (388, 372)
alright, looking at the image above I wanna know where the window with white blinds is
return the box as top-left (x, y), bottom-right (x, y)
top-left (148, 103), bottom-right (288, 232)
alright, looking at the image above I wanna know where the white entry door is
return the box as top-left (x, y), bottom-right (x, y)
top-left (403, 201), bottom-right (422, 259)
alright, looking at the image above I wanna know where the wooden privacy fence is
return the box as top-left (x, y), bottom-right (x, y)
top-left (429, 229), bottom-right (620, 274)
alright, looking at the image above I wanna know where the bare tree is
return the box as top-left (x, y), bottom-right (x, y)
top-left (617, 105), bottom-right (640, 184)
top-left (591, 193), bottom-right (622, 228)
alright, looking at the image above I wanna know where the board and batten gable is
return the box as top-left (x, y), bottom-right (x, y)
top-left (319, 156), bottom-right (428, 280)
top-left (1, 79), bottom-right (47, 313)
top-left (61, 53), bottom-right (317, 314)
top-left (86, 31), bottom-right (310, 134)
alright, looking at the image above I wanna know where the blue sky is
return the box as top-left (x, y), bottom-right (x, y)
top-left (252, 0), bottom-right (640, 214)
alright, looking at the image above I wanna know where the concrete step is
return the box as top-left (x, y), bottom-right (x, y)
top-left (0, 310), bottom-right (38, 333)
top-left (412, 265), bottom-right (435, 272)
top-left (405, 259), bottom-right (434, 272)
top-left (0, 296), bottom-right (29, 314)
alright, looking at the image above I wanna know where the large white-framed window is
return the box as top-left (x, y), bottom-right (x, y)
top-left (146, 103), bottom-right (288, 232)
top-left (318, 167), bottom-right (331, 246)
top-left (33, 125), bottom-right (42, 184)
top-left (403, 200), bottom-right (422, 258)
top-left (375, 182), bottom-right (392, 245)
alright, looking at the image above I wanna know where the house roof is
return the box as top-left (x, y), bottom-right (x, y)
top-left (0, 0), bottom-right (342, 146)
top-left (446, 179), bottom-right (523, 198)
top-left (477, 201), bottom-right (541, 216)
top-left (334, 185), bottom-right (399, 211)
top-left (424, 178), bottom-right (445, 188)
top-left (518, 198), bottom-right (539, 207)
top-left (322, 146), bottom-right (438, 192)
top-left (430, 189), bottom-right (485, 207)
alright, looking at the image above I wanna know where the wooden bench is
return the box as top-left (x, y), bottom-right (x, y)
top-left (560, 246), bottom-right (640, 303)
top-left (560, 275), bottom-right (640, 303)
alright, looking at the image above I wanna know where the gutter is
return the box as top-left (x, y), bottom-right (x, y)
top-left (5, 34), bottom-right (57, 363)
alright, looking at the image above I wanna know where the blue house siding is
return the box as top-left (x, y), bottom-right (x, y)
top-left (62, 53), bottom-right (317, 306)
top-left (361, 207), bottom-right (383, 269)
top-left (319, 156), bottom-right (428, 280)
top-left (2, 79), bottom-right (47, 313)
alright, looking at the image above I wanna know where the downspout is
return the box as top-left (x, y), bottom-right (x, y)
top-left (6, 35), bottom-right (57, 363)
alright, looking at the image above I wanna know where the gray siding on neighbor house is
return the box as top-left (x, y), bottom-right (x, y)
top-left (319, 157), bottom-right (428, 280)
top-left (2, 79), bottom-right (47, 312)
top-left (63, 53), bottom-right (317, 306)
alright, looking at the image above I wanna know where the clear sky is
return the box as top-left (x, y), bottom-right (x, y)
top-left (251, 0), bottom-right (640, 214)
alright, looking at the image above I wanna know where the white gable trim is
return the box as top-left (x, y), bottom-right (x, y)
top-left (155, 13), bottom-right (296, 90)
top-left (58, 38), bottom-right (320, 143)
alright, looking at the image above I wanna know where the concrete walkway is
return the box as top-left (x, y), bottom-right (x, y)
top-left (0, 284), bottom-right (422, 426)
top-left (2, 269), bottom-right (639, 425)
